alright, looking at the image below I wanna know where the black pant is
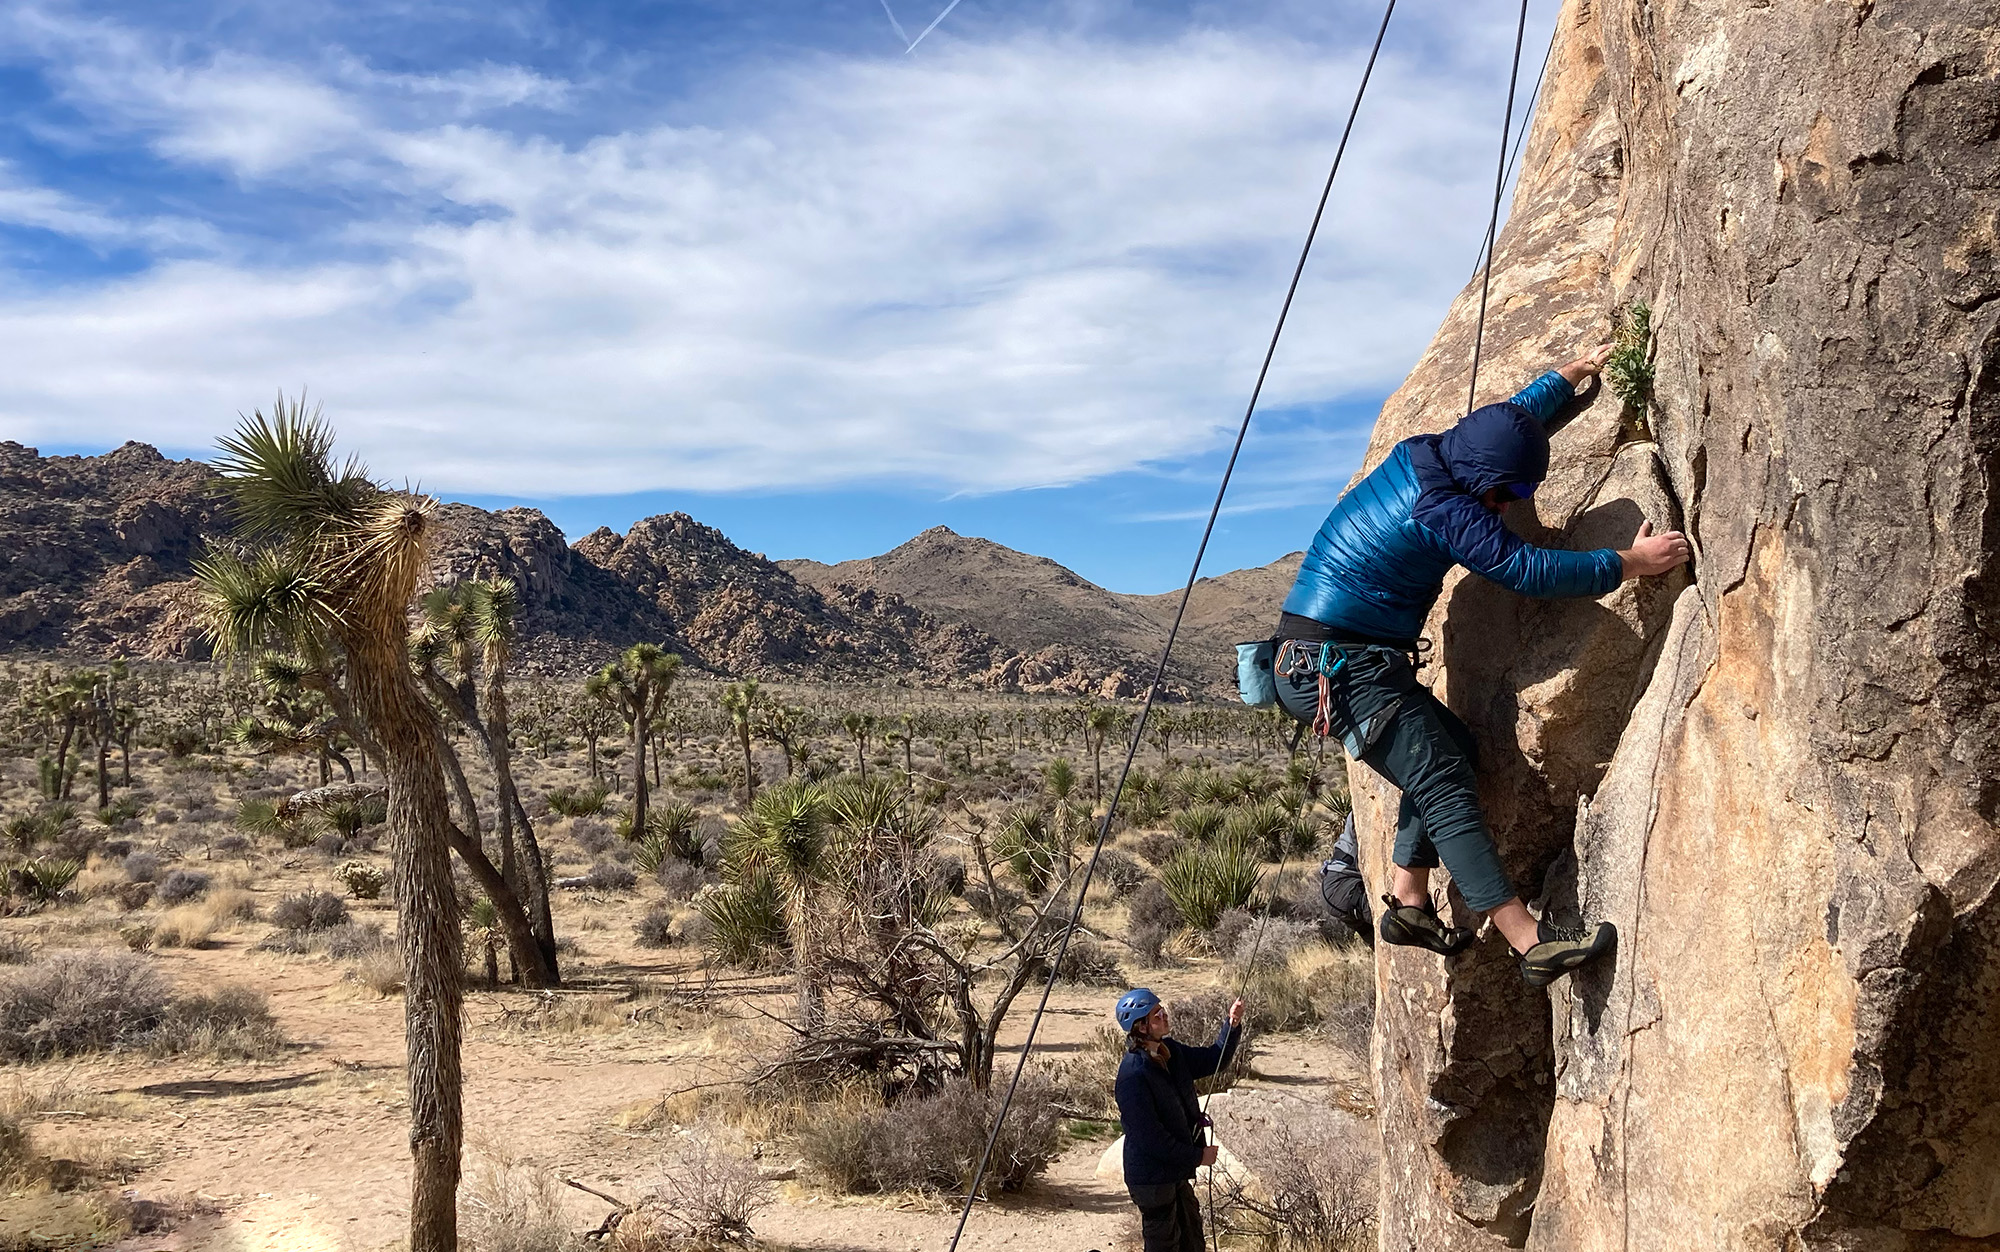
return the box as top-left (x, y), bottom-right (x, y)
top-left (1128, 1180), bottom-right (1205, 1252)
top-left (1275, 647), bottom-right (1516, 911)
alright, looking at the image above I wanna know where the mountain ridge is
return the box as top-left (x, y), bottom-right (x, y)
top-left (0, 441), bottom-right (1296, 696)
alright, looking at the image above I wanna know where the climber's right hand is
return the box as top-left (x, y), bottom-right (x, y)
top-left (1200, 1145), bottom-right (1219, 1167)
top-left (1619, 521), bottom-right (1691, 578)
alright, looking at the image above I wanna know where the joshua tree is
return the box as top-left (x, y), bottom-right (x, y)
top-left (1148, 708), bottom-right (1180, 767)
top-left (585, 643), bottom-right (681, 837)
top-left (1083, 704), bottom-right (1120, 807)
top-left (725, 780), bottom-right (833, 1025)
top-left (413, 580), bottom-right (557, 973)
top-left (839, 711), bottom-right (875, 781)
top-left (194, 396), bottom-right (465, 1252)
top-left (759, 703), bottom-right (807, 777)
top-left (884, 718), bottom-right (915, 793)
top-left (719, 679), bottom-right (761, 801)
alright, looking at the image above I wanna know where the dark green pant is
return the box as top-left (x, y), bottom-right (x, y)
top-left (1128, 1180), bottom-right (1206, 1252)
top-left (1276, 648), bottom-right (1517, 911)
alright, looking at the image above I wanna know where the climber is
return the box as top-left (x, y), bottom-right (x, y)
top-left (1318, 813), bottom-right (1373, 945)
top-left (1113, 988), bottom-right (1245, 1252)
top-left (1273, 343), bottom-right (1691, 987)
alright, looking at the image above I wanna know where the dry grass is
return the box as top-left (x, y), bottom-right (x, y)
top-left (149, 905), bottom-right (217, 949)
top-left (344, 948), bottom-right (405, 997)
top-left (458, 1152), bottom-right (585, 1252)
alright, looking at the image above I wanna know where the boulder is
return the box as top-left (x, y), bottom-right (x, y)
top-left (1351, 1), bottom-right (2000, 1248)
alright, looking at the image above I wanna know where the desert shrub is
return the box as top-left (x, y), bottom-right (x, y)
top-left (346, 949), bottom-right (405, 996)
top-left (1215, 1114), bottom-right (1377, 1252)
top-left (927, 854), bottom-right (967, 898)
top-left (1091, 849), bottom-right (1147, 896)
top-left (272, 890), bottom-right (349, 933)
top-left (96, 795), bottom-right (143, 829)
top-left (152, 905), bottom-right (218, 949)
top-left (149, 984), bottom-right (285, 1059)
top-left (1225, 802), bottom-right (1292, 860)
top-left (1056, 936), bottom-right (1125, 985)
top-left (204, 887), bottom-right (260, 922)
top-left (155, 869), bottom-right (211, 905)
top-left (645, 802), bottom-right (704, 863)
top-left (0, 933), bottom-right (33, 965)
top-left (152, 807), bottom-right (180, 825)
top-left (1160, 836), bottom-right (1259, 931)
top-left (993, 807), bottom-right (1064, 894)
top-left (546, 783), bottom-right (610, 818)
top-left (321, 921), bottom-right (391, 960)
top-left (656, 859), bottom-right (706, 903)
top-left (1212, 907), bottom-right (1258, 959)
top-left (113, 881), bottom-right (155, 911)
top-left (335, 861), bottom-right (385, 899)
top-left (1231, 917), bottom-right (1320, 972)
top-left (579, 861), bottom-right (638, 893)
top-left (1171, 805), bottom-right (1226, 844)
top-left (636, 1129), bottom-right (774, 1247)
top-left (0, 950), bottom-right (170, 1059)
top-left (213, 834), bottom-right (251, 858)
top-left (799, 1072), bottom-right (1064, 1196)
top-left (965, 878), bottom-right (1023, 922)
top-left (5, 806), bottom-right (74, 853)
top-left (0, 1109), bottom-right (29, 1183)
top-left (696, 877), bottom-right (785, 967)
top-left (571, 818), bottom-right (618, 856)
top-left (4, 856), bottom-right (83, 903)
top-left (1126, 879), bottom-right (1182, 967)
top-left (1133, 831), bottom-right (1183, 866)
top-left (459, 1154), bottom-right (584, 1252)
top-left (635, 906), bottom-right (676, 949)
top-left (314, 832), bottom-right (348, 857)
top-left (319, 794), bottom-right (387, 840)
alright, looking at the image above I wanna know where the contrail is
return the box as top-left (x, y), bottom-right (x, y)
top-left (904, 0), bottom-right (964, 52)
top-left (877, 0), bottom-right (912, 46)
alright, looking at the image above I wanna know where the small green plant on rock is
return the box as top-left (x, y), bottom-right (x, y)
top-left (1605, 299), bottom-right (1656, 435)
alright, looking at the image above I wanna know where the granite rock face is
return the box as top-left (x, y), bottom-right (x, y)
top-left (1350, 2), bottom-right (1999, 1248)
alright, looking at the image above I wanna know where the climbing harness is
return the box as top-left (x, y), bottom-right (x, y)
top-left (942, 2), bottom-right (1540, 1247)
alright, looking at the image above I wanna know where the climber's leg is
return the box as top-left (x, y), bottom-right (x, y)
top-left (1358, 675), bottom-right (1515, 914)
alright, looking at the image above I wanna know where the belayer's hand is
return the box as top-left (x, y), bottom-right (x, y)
top-left (1619, 521), bottom-right (1691, 578)
top-left (1227, 998), bottom-right (1245, 1027)
top-left (1201, 1145), bottom-right (1220, 1167)
top-left (1558, 342), bottom-right (1615, 386)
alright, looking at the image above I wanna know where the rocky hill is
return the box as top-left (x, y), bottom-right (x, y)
top-left (1350, 2), bottom-right (1999, 1249)
top-left (0, 443), bottom-right (1232, 697)
top-left (783, 526), bottom-right (1302, 688)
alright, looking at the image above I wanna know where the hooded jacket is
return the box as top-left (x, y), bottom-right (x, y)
top-left (1281, 371), bottom-right (1623, 642)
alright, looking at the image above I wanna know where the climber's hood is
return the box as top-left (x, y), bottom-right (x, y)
top-left (1437, 402), bottom-right (1550, 497)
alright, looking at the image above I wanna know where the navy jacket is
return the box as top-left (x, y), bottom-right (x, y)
top-left (1281, 372), bottom-right (1624, 642)
top-left (1115, 1021), bottom-right (1240, 1186)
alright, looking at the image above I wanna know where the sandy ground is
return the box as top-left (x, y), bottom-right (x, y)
top-left (3, 924), bottom-right (1368, 1252)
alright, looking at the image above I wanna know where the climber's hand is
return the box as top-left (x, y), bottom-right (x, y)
top-left (1619, 521), bottom-right (1691, 578)
top-left (1227, 999), bottom-right (1245, 1027)
top-left (1200, 1146), bottom-right (1220, 1167)
top-left (1558, 343), bottom-right (1616, 386)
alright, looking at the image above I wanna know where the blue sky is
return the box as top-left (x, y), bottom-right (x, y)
top-left (1, 0), bottom-right (1558, 592)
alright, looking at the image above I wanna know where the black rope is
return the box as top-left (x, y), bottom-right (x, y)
top-left (1467, 11), bottom-right (1559, 283)
top-left (1463, 0), bottom-right (1536, 418)
top-left (940, 4), bottom-right (1400, 1249)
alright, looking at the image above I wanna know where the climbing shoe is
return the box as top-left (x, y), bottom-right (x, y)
top-left (1377, 894), bottom-right (1476, 956)
top-left (1520, 917), bottom-right (1618, 987)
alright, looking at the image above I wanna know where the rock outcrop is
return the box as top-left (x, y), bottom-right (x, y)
top-left (1351, 2), bottom-right (1999, 1248)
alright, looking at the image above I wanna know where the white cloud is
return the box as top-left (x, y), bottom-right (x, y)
top-left (0, 5), bottom-right (1540, 496)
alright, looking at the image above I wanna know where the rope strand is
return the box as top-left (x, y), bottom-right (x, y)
top-left (1463, 0), bottom-right (1536, 418)
top-left (940, 4), bottom-right (1400, 1249)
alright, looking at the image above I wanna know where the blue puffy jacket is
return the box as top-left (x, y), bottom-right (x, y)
top-left (1281, 372), bottom-right (1623, 642)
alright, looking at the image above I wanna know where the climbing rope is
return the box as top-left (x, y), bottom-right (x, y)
top-left (941, 5), bottom-right (1400, 1249)
top-left (942, 2), bottom-right (1546, 1247)
top-left (1463, 0), bottom-right (1536, 418)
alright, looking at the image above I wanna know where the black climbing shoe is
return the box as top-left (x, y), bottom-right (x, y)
top-left (1377, 894), bottom-right (1476, 956)
top-left (1520, 917), bottom-right (1617, 987)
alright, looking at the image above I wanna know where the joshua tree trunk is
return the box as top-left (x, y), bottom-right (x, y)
top-left (344, 642), bottom-right (463, 1252)
top-left (485, 667), bottom-right (554, 973)
top-left (119, 726), bottom-right (132, 787)
top-left (629, 717), bottom-right (651, 837)
top-left (902, 737), bottom-right (914, 792)
top-left (53, 710), bottom-right (76, 800)
top-left (736, 722), bottom-right (756, 801)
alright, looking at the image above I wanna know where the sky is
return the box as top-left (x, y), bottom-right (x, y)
top-left (0, 0), bottom-right (1559, 592)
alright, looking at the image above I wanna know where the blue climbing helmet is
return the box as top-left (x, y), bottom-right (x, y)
top-left (1114, 987), bottom-right (1162, 1032)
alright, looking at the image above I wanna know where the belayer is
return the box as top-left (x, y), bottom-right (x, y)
top-left (1112, 988), bottom-right (1244, 1252)
top-left (1273, 344), bottom-right (1691, 986)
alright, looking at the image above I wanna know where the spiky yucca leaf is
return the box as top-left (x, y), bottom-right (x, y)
top-left (210, 395), bottom-right (373, 541)
top-left (193, 544), bottom-right (336, 655)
